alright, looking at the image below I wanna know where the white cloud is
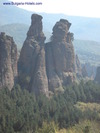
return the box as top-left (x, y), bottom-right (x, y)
top-left (9, 0), bottom-right (100, 18)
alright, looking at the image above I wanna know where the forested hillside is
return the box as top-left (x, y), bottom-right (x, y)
top-left (74, 40), bottom-right (100, 66)
top-left (0, 81), bottom-right (100, 132)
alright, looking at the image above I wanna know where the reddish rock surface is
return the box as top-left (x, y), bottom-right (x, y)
top-left (46, 19), bottom-right (76, 91)
top-left (0, 32), bottom-right (18, 90)
top-left (18, 14), bottom-right (82, 95)
top-left (18, 14), bottom-right (49, 96)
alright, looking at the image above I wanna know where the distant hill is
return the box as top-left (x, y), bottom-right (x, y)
top-left (0, 23), bottom-right (29, 48)
top-left (0, 0), bottom-right (32, 25)
top-left (74, 40), bottom-right (100, 66)
top-left (0, 0), bottom-right (100, 41)
top-left (0, 0), bottom-right (100, 66)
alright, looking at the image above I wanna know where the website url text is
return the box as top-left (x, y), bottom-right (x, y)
top-left (3, 1), bottom-right (42, 6)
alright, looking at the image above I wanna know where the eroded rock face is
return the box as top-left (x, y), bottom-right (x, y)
top-left (46, 19), bottom-right (76, 91)
top-left (95, 66), bottom-right (100, 84)
top-left (75, 54), bottom-right (82, 78)
top-left (18, 14), bottom-right (81, 96)
top-left (0, 32), bottom-right (18, 90)
top-left (27, 14), bottom-right (46, 43)
top-left (82, 65), bottom-right (88, 78)
top-left (51, 19), bottom-right (71, 42)
top-left (18, 14), bottom-right (49, 96)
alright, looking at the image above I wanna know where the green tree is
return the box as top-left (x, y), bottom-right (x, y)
top-left (83, 126), bottom-right (90, 133)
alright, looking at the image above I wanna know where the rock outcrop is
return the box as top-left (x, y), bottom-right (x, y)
top-left (18, 14), bottom-right (49, 96)
top-left (46, 19), bottom-right (76, 91)
top-left (95, 66), bottom-right (100, 84)
top-left (18, 14), bottom-right (81, 96)
top-left (75, 54), bottom-right (82, 78)
top-left (83, 63), bottom-right (96, 79)
top-left (0, 32), bottom-right (18, 90)
top-left (82, 65), bottom-right (88, 78)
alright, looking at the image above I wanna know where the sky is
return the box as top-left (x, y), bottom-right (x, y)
top-left (8, 0), bottom-right (100, 18)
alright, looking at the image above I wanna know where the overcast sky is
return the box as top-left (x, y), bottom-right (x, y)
top-left (9, 0), bottom-right (100, 18)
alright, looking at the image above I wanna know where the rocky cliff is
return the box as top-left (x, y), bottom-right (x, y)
top-left (45, 19), bottom-right (76, 91)
top-left (18, 14), bottom-right (49, 96)
top-left (95, 66), bottom-right (100, 84)
top-left (0, 32), bottom-right (18, 90)
top-left (18, 14), bottom-right (81, 96)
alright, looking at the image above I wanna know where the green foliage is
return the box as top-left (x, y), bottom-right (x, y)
top-left (18, 74), bottom-right (31, 89)
top-left (83, 125), bottom-right (90, 133)
top-left (58, 120), bottom-right (100, 133)
top-left (0, 81), bottom-right (100, 132)
top-left (35, 122), bottom-right (58, 133)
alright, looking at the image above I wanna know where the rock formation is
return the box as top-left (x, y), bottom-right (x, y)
top-left (83, 63), bottom-right (96, 79)
top-left (45, 19), bottom-right (76, 91)
top-left (0, 32), bottom-right (18, 90)
top-left (82, 65), bottom-right (88, 78)
top-left (75, 54), bottom-right (82, 78)
top-left (95, 66), bottom-right (100, 84)
top-left (18, 14), bottom-right (49, 96)
top-left (18, 14), bottom-right (81, 96)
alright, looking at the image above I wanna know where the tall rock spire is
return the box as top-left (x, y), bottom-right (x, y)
top-left (46, 19), bottom-right (76, 91)
top-left (0, 32), bottom-right (18, 90)
top-left (18, 14), bottom-right (49, 96)
top-left (27, 14), bottom-right (46, 43)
